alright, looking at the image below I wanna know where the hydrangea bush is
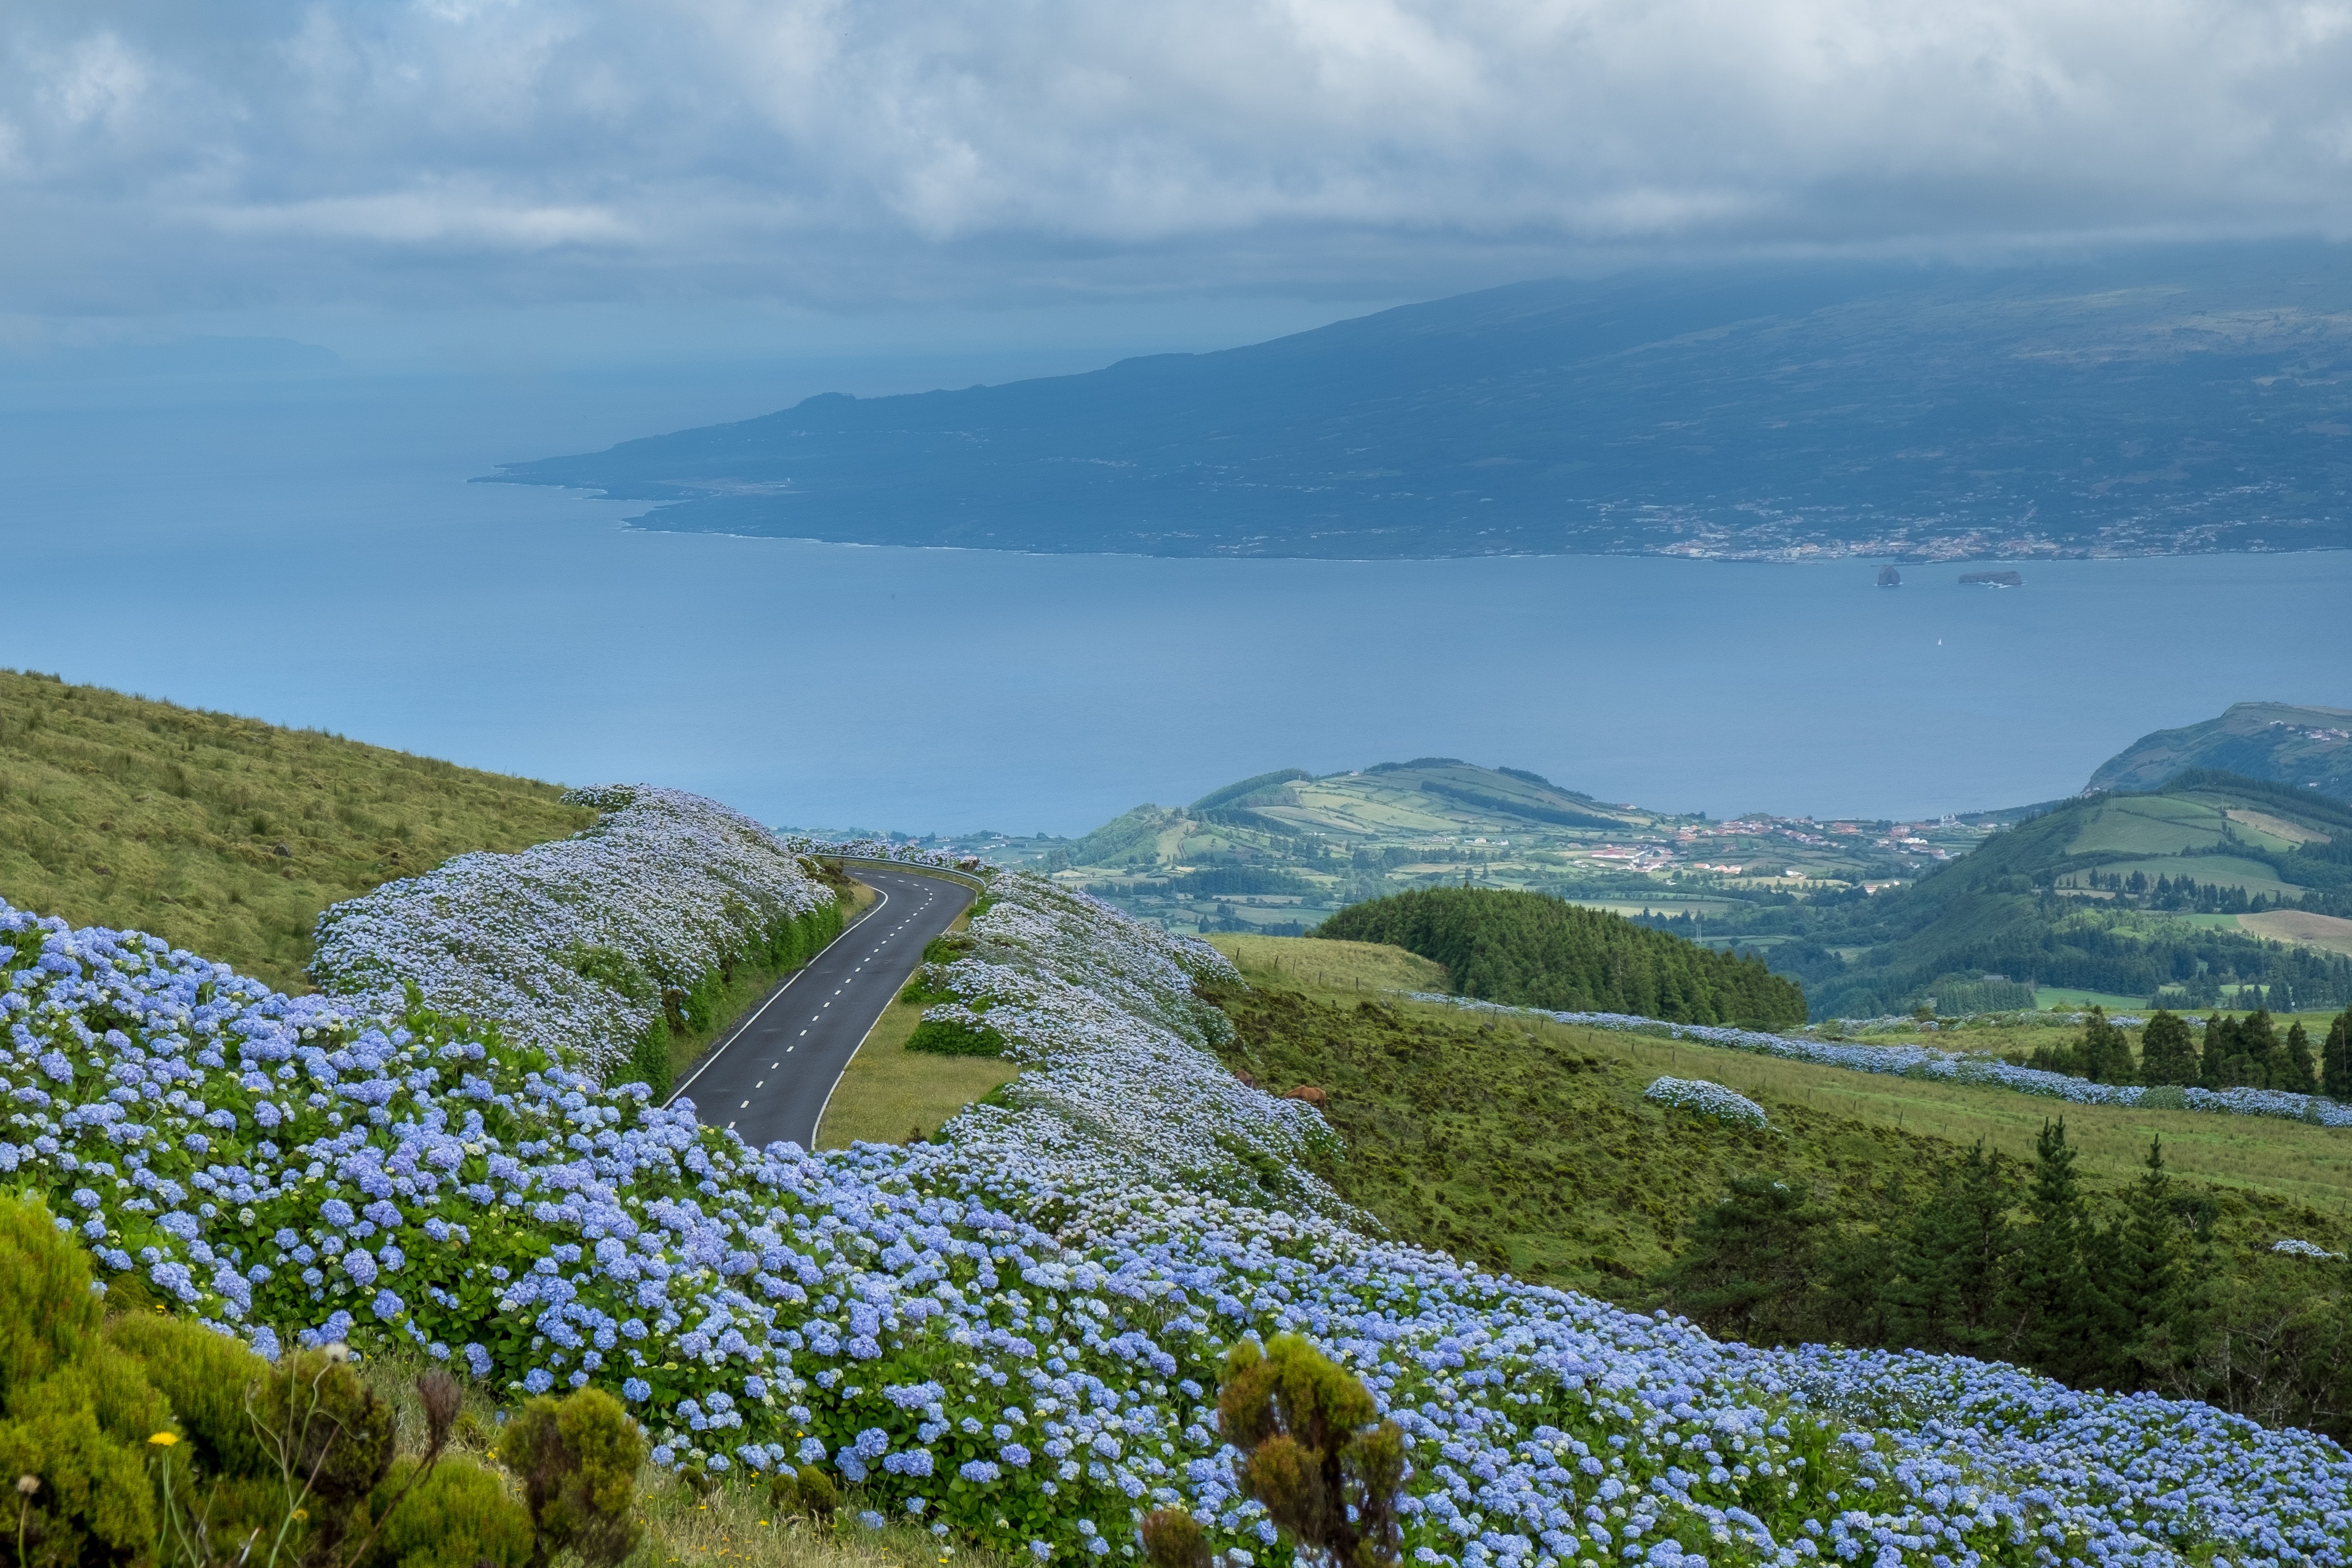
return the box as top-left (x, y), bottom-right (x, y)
top-left (311, 787), bottom-right (837, 1077)
top-left (1416, 996), bottom-right (2352, 1129)
top-left (6, 874), bottom-right (2352, 1567)
top-left (1644, 1078), bottom-right (1768, 1130)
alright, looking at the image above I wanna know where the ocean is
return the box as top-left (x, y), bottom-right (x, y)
top-left (3, 361), bottom-right (2343, 834)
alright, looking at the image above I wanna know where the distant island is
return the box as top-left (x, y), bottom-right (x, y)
top-left (489, 243), bottom-right (2352, 562)
top-left (1959, 570), bottom-right (2025, 586)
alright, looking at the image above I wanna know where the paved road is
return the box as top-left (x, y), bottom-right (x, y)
top-left (670, 868), bottom-right (974, 1151)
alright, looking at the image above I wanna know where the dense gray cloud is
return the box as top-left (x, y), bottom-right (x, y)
top-left (4, 0), bottom-right (2351, 315)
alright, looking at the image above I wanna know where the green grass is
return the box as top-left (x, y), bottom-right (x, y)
top-left (1205, 931), bottom-right (1448, 995)
top-left (2063, 796), bottom-right (2225, 857)
top-left (0, 669), bottom-right (594, 992)
top-left (1208, 936), bottom-right (2352, 1300)
top-left (2032, 986), bottom-right (2159, 1011)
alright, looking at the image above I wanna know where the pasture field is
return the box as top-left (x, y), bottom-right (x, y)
top-left (2245, 908), bottom-right (2352, 957)
top-left (0, 668), bottom-right (593, 990)
top-left (2031, 985), bottom-right (2165, 1011)
top-left (1206, 930), bottom-right (1448, 994)
top-left (2075, 853), bottom-right (2304, 899)
top-left (2063, 794), bottom-right (2226, 857)
top-left (1223, 932), bottom-right (2352, 1222)
top-left (818, 901), bottom-right (1015, 1149)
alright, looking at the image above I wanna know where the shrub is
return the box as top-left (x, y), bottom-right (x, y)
top-left (0, 1195), bottom-right (175, 1568)
top-left (764, 1465), bottom-right (838, 1521)
top-left (624, 1020), bottom-right (672, 1101)
top-left (248, 1350), bottom-right (397, 1567)
top-left (496, 1388), bottom-right (647, 1568)
top-left (364, 1458), bottom-right (532, 1568)
top-left (1216, 1335), bottom-right (1402, 1568)
top-left (1644, 1075), bottom-right (1769, 1128)
top-left (906, 1015), bottom-right (1009, 1057)
top-left (1139, 1507), bottom-right (1211, 1568)
top-left (106, 1311), bottom-right (277, 1480)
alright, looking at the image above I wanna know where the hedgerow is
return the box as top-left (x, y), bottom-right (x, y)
top-left (310, 787), bottom-right (837, 1079)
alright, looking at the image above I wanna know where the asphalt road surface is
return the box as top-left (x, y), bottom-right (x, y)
top-left (670, 868), bottom-right (974, 1151)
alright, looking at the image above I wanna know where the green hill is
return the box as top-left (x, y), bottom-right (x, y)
top-left (1315, 885), bottom-right (1806, 1028)
top-left (0, 669), bottom-right (593, 990)
top-left (1761, 772), bottom-right (2352, 1017)
top-left (2087, 701), bottom-right (2352, 802)
top-left (1022, 756), bottom-right (1984, 937)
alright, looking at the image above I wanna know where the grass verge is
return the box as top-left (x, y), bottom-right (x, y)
top-left (818, 904), bottom-right (1015, 1149)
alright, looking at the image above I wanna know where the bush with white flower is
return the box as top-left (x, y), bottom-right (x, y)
top-left (310, 787), bottom-right (837, 1078)
top-left (5, 860), bottom-right (2352, 1568)
top-left (1645, 1077), bottom-right (1769, 1129)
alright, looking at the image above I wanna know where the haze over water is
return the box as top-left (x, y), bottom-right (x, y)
top-left (5, 363), bottom-right (2342, 836)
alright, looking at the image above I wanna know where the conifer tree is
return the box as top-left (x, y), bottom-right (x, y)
top-left (2003, 1118), bottom-right (2094, 1380)
top-left (2283, 1021), bottom-right (2319, 1095)
top-left (2326, 1009), bottom-right (2352, 1101)
top-left (2139, 1011), bottom-right (2196, 1086)
top-left (2076, 1006), bottom-right (2131, 1083)
top-left (2202, 1013), bottom-right (2235, 1087)
top-left (1657, 1176), bottom-right (1829, 1346)
top-left (1881, 1141), bottom-right (2016, 1356)
top-left (2094, 1136), bottom-right (2187, 1388)
top-left (2241, 1009), bottom-right (2280, 1087)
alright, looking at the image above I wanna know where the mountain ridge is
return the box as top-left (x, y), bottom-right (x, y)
top-left (2087, 701), bottom-right (2352, 802)
top-left (489, 245), bottom-right (2352, 562)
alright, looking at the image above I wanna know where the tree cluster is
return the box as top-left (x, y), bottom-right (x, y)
top-left (1316, 887), bottom-right (1806, 1028)
top-left (2015, 1005), bottom-right (2349, 1095)
top-left (1661, 1126), bottom-right (2352, 1438)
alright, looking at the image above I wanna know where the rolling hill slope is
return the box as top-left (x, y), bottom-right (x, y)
top-left (2087, 700), bottom-right (2352, 802)
top-left (0, 669), bottom-right (594, 990)
top-left (1024, 757), bottom-right (1986, 936)
top-left (1764, 772), bottom-right (2352, 1017)
top-left (490, 245), bottom-right (2352, 562)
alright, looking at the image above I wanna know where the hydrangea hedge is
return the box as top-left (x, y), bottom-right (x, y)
top-left (311, 786), bottom-right (838, 1078)
top-left (4, 852), bottom-right (2351, 1566)
top-left (1416, 996), bottom-right (2352, 1129)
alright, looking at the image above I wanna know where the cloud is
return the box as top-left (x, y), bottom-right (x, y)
top-left (3, 0), bottom-right (2350, 314)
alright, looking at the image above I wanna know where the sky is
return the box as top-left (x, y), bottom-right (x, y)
top-left (4, 1), bottom-right (2351, 834)
top-left (6, 0), bottom-right (2352, 363)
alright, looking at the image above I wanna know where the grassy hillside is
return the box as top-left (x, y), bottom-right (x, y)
top-left (1755, 772), bottom-right (2352, 1017)
top-left (2088, 700), bottom-right (2352, 802)
top-left (1317, 885), bottom-right (1806, 1028)
top-left (0, 669), bottom-right (594, 990)
top-left (1013, 756), bottom-right (1984, 939)
top-left (1209, 936), bottom-right (2352, 1435)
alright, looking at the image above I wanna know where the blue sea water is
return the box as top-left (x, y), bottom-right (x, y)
top-left (2, 362), bottom-right (2344, 834)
